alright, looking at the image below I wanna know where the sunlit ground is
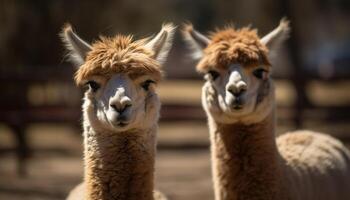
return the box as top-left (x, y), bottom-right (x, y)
top-left (0, 80), bottom-right (350, 200)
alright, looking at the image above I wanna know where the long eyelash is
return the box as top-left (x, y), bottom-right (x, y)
top-left (142, 80), bottom-right (156, 91)
top-left (208, 70), bottom-right (220, 80)
top-left (147, 80), bottom-right (156, 84)
top-left (86, 80), bottom-right (100, 92)
top-left (253, 68), bottom-right (268, 79)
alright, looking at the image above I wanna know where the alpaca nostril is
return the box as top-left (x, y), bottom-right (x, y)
top-left (110, 103), bottom-right (131, 114)
top-left (110, 104), bottom-right (118, 111)
top-left (228, 88), bottom-right (246, 97)
top-left (122, 103), bottom-right (132, 113)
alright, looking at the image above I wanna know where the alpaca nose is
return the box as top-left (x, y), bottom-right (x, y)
top-left (228, 88), bottom-right (245, 97)
top-left (109, 87), bottom-right (133, 114)
top-left (109, 97), bottom-right (132, 114)
top-left (227, 82), bottom-right (247, 97)
top-left (227, 70), bottom-right (247, 97)
top-left (110, 103), bottom-right (131, 114)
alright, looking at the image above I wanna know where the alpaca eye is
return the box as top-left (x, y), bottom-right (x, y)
top-left (208, 70), bottom-right (220, 80)
top-left (86, 81), bottom-right (100, 92)
top-left (141, 80), bottom-right (155, 91)
top-left (253, 68), bottom-right (267, 79)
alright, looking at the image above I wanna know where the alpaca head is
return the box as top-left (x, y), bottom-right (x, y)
top-left (61, 24), bottom-right (175, 132)
top-left (183, 19), bottom-right (289, 124)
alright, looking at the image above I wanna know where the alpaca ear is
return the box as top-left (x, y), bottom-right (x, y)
top-left (60, 24), bottom-right (92, 66)
top-left (182, 23), bottom-right (210, 59)
top-left (261, 18), bottom-right (290, 57)
top-left (145, 23), bottom-right (176, 65)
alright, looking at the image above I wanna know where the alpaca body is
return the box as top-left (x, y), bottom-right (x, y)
top-left (184, 19), bottom-right (350, 200)
top-left (278, 130), bottom-right (350, 200)
top-left (208, 113), bottom-right (282, 200)
top-left (68, 127), bottom-right (156, 200)
top-left (68, 183), bottom-right (167, 200)
top-left (208, 109), bottom-right (350, 200)
top-left (61, 23), bottom-right (175, 200)
top-left (67, 126), bottom-right (167, 200)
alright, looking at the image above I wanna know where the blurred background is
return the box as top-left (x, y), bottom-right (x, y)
top-left (0, 0), bottom-right (350, 199)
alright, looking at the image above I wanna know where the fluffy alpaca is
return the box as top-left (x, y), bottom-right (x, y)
top-left (183, 19), bottom-right (350, 200)
top-left (61, 23), bottom-right (175, 200)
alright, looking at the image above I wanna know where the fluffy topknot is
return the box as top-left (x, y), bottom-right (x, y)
top-left (197, 27), bottom-right (270, 73)
top-left (75, 36), bottom-right (162, 85)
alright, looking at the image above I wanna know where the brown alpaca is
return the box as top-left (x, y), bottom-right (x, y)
top-left (183, 19), bottom-right (350, 200)
top-left (61, 23), bottom-right (175, 200)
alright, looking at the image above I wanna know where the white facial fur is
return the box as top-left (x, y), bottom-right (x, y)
top-left (202, 64), bottom-right (274, 124)
top-left (61, 23), bottom-right (175, 133)
top-left (83, 74), bottom-right (160, 133)
top-left (183, 19), bottom-right (290, 124)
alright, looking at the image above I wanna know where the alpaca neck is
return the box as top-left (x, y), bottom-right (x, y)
top-left (209, 111), bottom-right (283, 200)
top-left (83, 125), bottom-right (156, 200)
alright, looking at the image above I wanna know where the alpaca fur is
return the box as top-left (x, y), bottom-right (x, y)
top-left (183, 19), bottom-right (350, 200)
top-left (61, 23), bottom-right (175, 200)
top-left (197, 27), bottom-right (271, 72)
top-left (74, 36), bottom-right (162, 85)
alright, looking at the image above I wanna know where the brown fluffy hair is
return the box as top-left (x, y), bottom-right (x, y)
top-left (197, 27), bottom-right (270, 73)
top-left (75, 36), bottom-right (162, 85)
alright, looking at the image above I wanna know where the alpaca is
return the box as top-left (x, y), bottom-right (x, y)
top-left (183, 19), bottom-right (350, 200)
top-left (61, 23), bottom-right (175, 200)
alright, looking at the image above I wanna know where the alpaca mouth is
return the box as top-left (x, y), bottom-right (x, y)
top-left (233, 104), bottom-right (243, 110)
top-left (116, 116), bottom-right (130, 127)
top-left (117, 122), bottom-right (128, 127)
top-left (231, 98), bottom-right (244, 110)
top-left (109, 117), bottom-right (130, 128)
